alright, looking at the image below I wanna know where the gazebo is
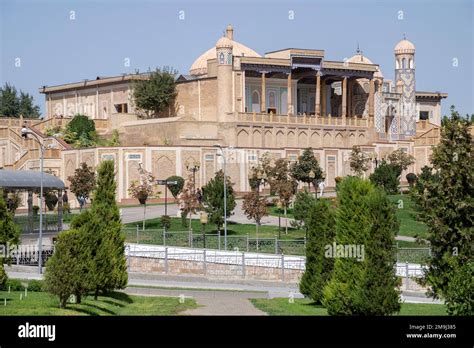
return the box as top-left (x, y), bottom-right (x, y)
top-left (0, 169), bottom-right (66, 233)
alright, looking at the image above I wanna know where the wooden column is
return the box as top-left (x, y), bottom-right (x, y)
top-left (369, 79), bottom-right (375, 125)
top-left (342, 77), bottom-right (347, 118)
top-left (261, 72), bottom-right (266, 113)
top-left (315, 71), bottom-right (321, 116)
top-left (321, 79), bottom-right (326, 117)
top-left (287, 72), bottom-right (292, 115)
top-left (348, 79), bottom-right (352, 117)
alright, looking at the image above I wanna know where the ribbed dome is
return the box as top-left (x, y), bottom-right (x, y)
top-left (347, 53), bottom-right (373, 64)
top-left (347, 53), bottom-right (383, 78)
top-left (189, 27), bottom-right (261, 76)
top-left (394, 39), bottom-right (415, 54)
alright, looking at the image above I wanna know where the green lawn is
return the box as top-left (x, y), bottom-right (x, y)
top-left (267, 194), bottom-right (428, 240)
top-left (125, 217), bottom-right (306, 240)
top-left (250, 298), bottom-right (447, 316)
top-left (388, 194), bottom-right (429, 239)
top-left (0, 290), bottom-right (197, 316)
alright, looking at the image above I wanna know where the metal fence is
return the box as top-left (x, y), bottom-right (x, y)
top-left (125, 244), bottom-right (305, 281)
top-left (123, 227), bottom-right (307, 255)
top-left (8, 245), bottom-right (55, 266)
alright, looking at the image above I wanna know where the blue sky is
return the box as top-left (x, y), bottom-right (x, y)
top-left (1, 0), bottom-right (472, 116)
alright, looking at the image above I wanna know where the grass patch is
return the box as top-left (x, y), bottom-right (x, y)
top-left (0, 290), bottom-right (197, 316)
top-left (250, 298), bottom-right (447, 316)
top-left (125, 217), bottom-right (305, 240)
top-left (388, 194), bottom-right (429, 239)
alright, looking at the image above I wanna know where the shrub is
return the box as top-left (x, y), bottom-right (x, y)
top-left (66, 115), bottom-right (96, 140)
top-left (369, 161), bottom-right (400, 194)
top-left (4, 278), bottom-right (24, 291)
top-left (161, 215), bottom-right (171, 230)
top-left (27, 279), bottom-right (44, 292)
top-left (406, 173), bottom-right (417, 186)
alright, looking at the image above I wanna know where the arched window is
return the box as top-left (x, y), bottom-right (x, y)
top-left (402, 58), bottom-right (407, 69)
top-left (396, 59), bottom-right (399, 69)
top-left (219, 52), bottom-right (225, 64)
top-left (268, 91), bottom-right (276, 108)
top-left (227, 53), bottom-right (232, 65)
top-left (409, 59), bottom-right (414, 69)
top-left (251, 90), bottom-right (260, 112)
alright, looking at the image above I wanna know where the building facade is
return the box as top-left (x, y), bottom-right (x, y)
top-left (1, 25), bottom-right (447, 206)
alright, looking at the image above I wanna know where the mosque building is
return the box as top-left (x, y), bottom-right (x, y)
top-left (0, 25), bottom-right (447, 205)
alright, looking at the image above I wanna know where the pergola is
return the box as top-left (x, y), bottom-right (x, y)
top-left (0, 169), bottom-right (65, 233)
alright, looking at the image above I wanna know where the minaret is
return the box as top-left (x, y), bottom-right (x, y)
top-left (394, 36), bottom-right (416, 136)
top-left (216, 25), bottom-right (234, 123)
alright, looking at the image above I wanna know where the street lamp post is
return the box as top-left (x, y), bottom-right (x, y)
top-left (213, 144), bottom-right (227, 250)
top-left (21, 125), bottom-right (44, 274)
top-left (185, 160), bottom-right (200, 194)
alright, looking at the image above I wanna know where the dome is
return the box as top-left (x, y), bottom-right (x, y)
top-left (394, 39), bottom-right (415, 54)
top-left (189, 26), bottom-right (261, 76)
top-left (347, 53), bottom-right (373, 65)
top-left (347, 53), bottom-right (383, 78)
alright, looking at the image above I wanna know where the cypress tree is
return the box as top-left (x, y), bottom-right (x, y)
top-left (421, 107), bottom-right (473, 315)
top-left (83, 160), bottom-right (127, 298)
top-left (322, 176), bottom-right (400, 315)
top-left (44, 229), bottom-right (89, 308)
top-left (0, 189), bottom-right (20, 288)
top-left (300, 199), bottom-right (335, 303)
top-left (354, 188), bottom-right (401, 315)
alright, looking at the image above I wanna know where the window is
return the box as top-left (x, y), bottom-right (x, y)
top-left (419, 111), bottom-right (429, 120)
top-left (226, 53), bottom-right (232, 65)
top-left (409, 59), bottom-right (414, 69)
top-left (288, 154), bottom-right (297, 162)
top-left (102, 154), bottom-right (115, 161)
top-left (402, 58), bottom-right (407, 69)
top-left (128, 154), bottom-right (141, 160)
top-left (205, 154), bottom-right (214, 161)
top-left (219, 52), bottom-right (225, 64)
top-left (247, 154), bottom-right (257, 162)
top-left (115, 103), bottom-right (128, 113)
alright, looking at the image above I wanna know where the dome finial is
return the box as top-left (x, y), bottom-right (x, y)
top-left (226, 24), bottom-right (234, 40)
top-left (356, 42), bottom-right (360, 54)
top-left (403, 33), bottom-right (406, 40)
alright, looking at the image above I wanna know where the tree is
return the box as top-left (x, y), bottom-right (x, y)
top-left (322, 177), bottom-right (400, 315)
top-left (44, 229), bottom-right (90, 307)
top-left (0, 190), bottom-right (20, 288)
top-left (178, 177), bottom-right (201, 230)
top-left (242, 190), bottom-right (268, 245)
top-left (386, 148), bottom-right (415, 174)
top-left (267, 158), bottom-right (298, 234)
top-left (406, 173), bottom-right (417, 187)
top-left (132, 67), bottom-right (178, 118)
top-left (369, 161), bottom-right (400, 194)
top-left (349, 146), bottom-right (370, 177)
top-left (166, 175), bottom-right (185, 199)
top-left (291, 148), bottom-right (324, 192)
top-left (292, 189), bottom-right (316, 232)
top-left (300, 199), bottom-right (335, 303)
top-left (201, 170), bottom-right (236, 232)
top-left (80, 160), bottom-right (127, 299)
top-left (0, 83), bottom-right (41, 118)
top-left (419, 107), bottom-right (473, 315)
top-left (18, 91), bottom-right (41, 118)
top-left (68, 162), bottom-right (96, 210)
top-left (65, 115), bottom-right (97, 147)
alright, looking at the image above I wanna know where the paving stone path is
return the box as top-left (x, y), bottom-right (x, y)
top-left (123, 287), bottom-right (268, 316)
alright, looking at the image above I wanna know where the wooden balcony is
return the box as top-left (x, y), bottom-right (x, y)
top-left (236, 112), bottom-right (368, 128)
